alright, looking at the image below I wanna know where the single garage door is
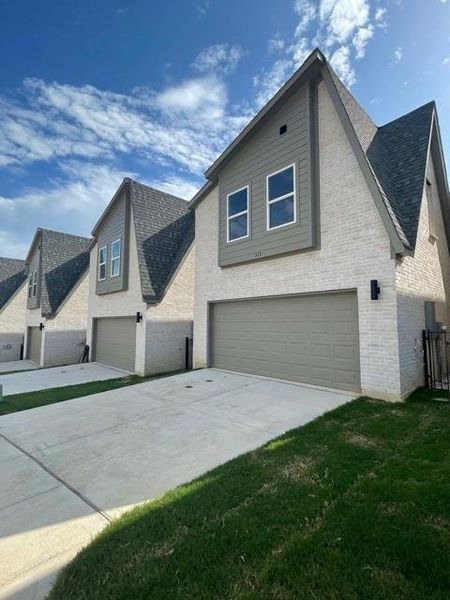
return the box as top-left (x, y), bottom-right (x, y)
top-left (210, 292), bottom-right (360, 392)
top-left (27, 326), bottom-right (42, 365)
top-left (94, 317), bottom-right (136, 372)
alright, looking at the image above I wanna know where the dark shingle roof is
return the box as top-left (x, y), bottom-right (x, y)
top-left (129, 180), bottom-right (194, 303)
top-left (0, 257), bottom-right (26, 311)
top-left (329, 65), bottom-right (436, 249)
top-left (33, 229), bottom-right (90, 316)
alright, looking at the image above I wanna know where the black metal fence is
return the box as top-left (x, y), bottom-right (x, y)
top-left (423, 329), bottom-right (450, 390)
top-left (185, 337), bottom-right (193, 371)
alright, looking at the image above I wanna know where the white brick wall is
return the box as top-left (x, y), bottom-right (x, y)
top-left (0, 283), bottom-right (26, 362)
top-left (193, 80), bottom-right (402, 400)
top-left (43, 271), bottom-right (89, 367)
top-left (145, 247), bottom-right (195, 375)
top-left (395, 157), bottom-right (450, 396)
top-left (87, 211), bottom-right (195, 376)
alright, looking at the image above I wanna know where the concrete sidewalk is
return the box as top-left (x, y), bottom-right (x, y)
top-left (0, 362), bottom-right (130, 396)
top-left (0, 368), bottom-right (356, 599)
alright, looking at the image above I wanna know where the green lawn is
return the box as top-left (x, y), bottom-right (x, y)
top-left (50, 388), bottom-right (450, 600)
top-left (0, 371), bottom-right (182, 416)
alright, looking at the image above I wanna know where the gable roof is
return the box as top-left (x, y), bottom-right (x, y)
top-left (129, 180), bottom-right (194, 303)
top-left (92, 178), bottom-right (194, 304)
top-left (27, 228), bottom-right (91, 317)
top-left (190, 48), bottom-right (449, 255)
top-left (0, 257), bottom-right (27, 311)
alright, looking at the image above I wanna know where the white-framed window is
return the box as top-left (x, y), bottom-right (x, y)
top-left (98, 246), bottom-right (107, 281)
top-left (266, 163), bottom-right (296, 231)
top-left (32, 271), bottom-right (37, 297)
top-left (28, 271), bottom-right (37, 298)
top-left (227, 186), bottom-right (249, 243)
top-left (111, 239), bottom-right (121, 277)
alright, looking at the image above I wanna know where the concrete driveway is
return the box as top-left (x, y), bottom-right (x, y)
top-left (0, 360), bottom-right (37, 375)
top-left (0, 362), bottom-right (130, 396)
top-left (0, 369), bottom-right (356, 599)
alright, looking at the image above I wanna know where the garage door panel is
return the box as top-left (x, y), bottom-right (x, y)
top-left (211, 292), bottom-right (360, 392)
top-left (27, 327), bottom-right (42, 365)
top-left (94, 317), bottom-right (136, 372)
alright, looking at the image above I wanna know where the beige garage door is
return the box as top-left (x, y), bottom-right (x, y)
top-left (94, 317), bottom-right (136, 372)
top-left (27, 326), bottom-right (42, 365)
top-left (210, 292), bottom-right (360, 392)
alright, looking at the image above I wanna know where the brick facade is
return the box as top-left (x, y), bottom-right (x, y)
top-left (193, 81), bottom-right (405, 399)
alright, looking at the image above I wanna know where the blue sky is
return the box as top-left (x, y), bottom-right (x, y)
top-left (1, 0), bottom-right (450, 257)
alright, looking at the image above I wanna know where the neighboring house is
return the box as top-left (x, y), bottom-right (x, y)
top-left (24, 228), bottom-right (90, 368)
top-left (0, 257), bottom-right (27, 362)
top-left (189, 48), bottom-right (450, 401)
top-left (86, 178), bottom-right (195, 375)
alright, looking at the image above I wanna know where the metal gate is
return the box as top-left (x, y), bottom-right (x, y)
top-left (423, 330), bottom-right (450, 390)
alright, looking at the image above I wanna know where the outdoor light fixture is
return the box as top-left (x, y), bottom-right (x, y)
top-left (136, 311), bottom-right (143, 323)
top-left (39, 322), bottom-right (45, 330)
top-left (370, 279), bottom-right (380, 300)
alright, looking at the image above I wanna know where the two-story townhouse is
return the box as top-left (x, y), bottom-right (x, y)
top-left (86, 178), bottom-right (195, 375)
top-left (0, 257), bottom-right (27, 362)
top-left (24, 228), bottom-right (90, 367)
top-left (189, 49), bottom-right (450, 401)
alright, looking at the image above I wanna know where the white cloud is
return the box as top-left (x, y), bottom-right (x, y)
top-left (268, 33), bottom-right (286, 54)
top-left (353, 25), bottom-right (374, 59)
top-left (253, 59), bottom-right (294, 108)
top-left (0, 162), bottom-right (129, 256)
top-left (375, 7), bottom-right (388, 29)
top-left (443, 57), bottom-right (450, 65)
top-left (191, 43), bottom-right (244, 75)
top-left (293, 0), bottom-right (317, 36)
top-left (253, 0), bottom-right (383, 101)
top-left (145, 175), bottom-right (202, 200)
top-left (394, 46), bottom-right (403, 63)
top-left (0, 231), bottom-right (29, 259)
top-left (196, 0), bottom-right (210, 18)
top-left (330, 46), bottom-right (356, 86)
top-left (0, 76), bottom-right (248, 175)
top-left (319, 0), bottom-right (370, 44)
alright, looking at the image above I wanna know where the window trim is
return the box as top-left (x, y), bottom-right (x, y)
top-left (28, 274), bottom-right (33, 299)
top-left (32, 270), bottom-right (37, 297)
top-left (98, 245), bottom-right (107, 281)
top-left (110, 238), bottom-right (121, 278)
top-left (226, 185), bottom-right (250, 243)
top-left (266, 163), bottom-right (297, 232)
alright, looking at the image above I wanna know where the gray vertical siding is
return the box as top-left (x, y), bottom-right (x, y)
top-left (26, 242), bottom-right (41, 309)
top-left (95, 190), bottom-right (130, 295)
top-left (218, 81), bottom-right (318, 267)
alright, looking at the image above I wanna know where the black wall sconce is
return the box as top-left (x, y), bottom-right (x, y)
top-left (136, 311), bottom-right (143, 323)
top-left (39, 322), bottom-right (45, 330)
top-left (370, 279), bottom-right (381, 300)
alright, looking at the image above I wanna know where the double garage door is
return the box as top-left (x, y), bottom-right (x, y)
top-left (93, 317), bottom-right (136, 372)
top-left (210, 292), bottom-right (360, 392)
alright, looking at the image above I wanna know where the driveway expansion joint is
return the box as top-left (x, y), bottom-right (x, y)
top-left (0, 432), bottom-right (111, 523)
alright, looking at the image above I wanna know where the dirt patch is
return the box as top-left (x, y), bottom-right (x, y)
top-left (344, 432), bottom-right (378, 448)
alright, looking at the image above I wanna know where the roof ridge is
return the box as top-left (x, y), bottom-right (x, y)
top-left (39, 227), bottom-right (91, 241)
top-left (129, 179), bottom-right (188, 203)
top-left (379, 100), bottom-right (435, 130)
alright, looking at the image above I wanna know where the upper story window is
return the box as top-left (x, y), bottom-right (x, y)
top-left (111, 239), bottom-right (121, 277)
top-left (32, 271), bottom-right (37, 297)
top-left (28, 271), bottom-right (37, 298)
top-left (227, 186), bottom-right (249, 243)
top-left (98, 246), bottom-right (107, 281)
top-left (266, 164), bottom-right (296, 231)
top-left (28, 271), bottom-right (37, 299)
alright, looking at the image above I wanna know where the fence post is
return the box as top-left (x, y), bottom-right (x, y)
top-left (422, 330), bottom-right (429, 388)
